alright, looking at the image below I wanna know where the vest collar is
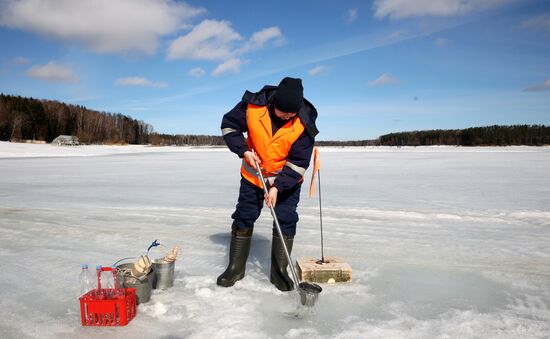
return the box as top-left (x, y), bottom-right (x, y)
top-left (258, 106), bottom-right (296, 141)
top-left (259, 107), bottom-right (272, 137)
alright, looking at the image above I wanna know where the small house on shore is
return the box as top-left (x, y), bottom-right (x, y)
top-left (52, 135), bottom-right (79, 146)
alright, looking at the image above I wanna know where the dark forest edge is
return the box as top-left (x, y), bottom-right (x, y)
top-left (0, 93), bottom-right (151, 144)
top-left (322, 125), bottom-right (550, 146)
top-left (1, 94), bottom-right (549, 146)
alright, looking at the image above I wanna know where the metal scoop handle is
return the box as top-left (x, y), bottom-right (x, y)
top-left (254, 159), bottom-right (301, 289)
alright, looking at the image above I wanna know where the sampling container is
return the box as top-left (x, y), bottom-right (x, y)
top-left (116, 262), bottom-right (154, 305)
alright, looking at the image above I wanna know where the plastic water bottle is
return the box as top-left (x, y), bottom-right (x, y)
top-left (113, 266), bottom-right (124, 298)
top-left (100, 267), bottom-right (115, 299)
top-left (95, 265), bottom-right (104, 299)
top-left (79, 264), bottom-right (95, 297)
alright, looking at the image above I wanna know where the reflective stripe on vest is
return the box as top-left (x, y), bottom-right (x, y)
top-left (241, 159), bottom-right (278, 185)
top-left (241, 104), bottom-right (305, 188)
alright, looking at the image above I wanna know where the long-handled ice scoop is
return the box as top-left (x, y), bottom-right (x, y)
top-left (254, 158), bottom-right (322, 307)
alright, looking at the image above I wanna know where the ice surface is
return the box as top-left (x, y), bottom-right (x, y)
top-left (1, 142), bottom-right (549, 338)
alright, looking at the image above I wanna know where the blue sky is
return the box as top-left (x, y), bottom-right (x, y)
top-left (0, 0), bottom-right (549, 140)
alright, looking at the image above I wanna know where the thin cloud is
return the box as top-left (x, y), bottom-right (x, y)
top-left (25, 61), bottom-right (78, 83)
top-left (522, 14), bottom-right (550, 34)
top-left (168, 20), bottom-right (241, 60)
top-left (0, 0), bottom-right (205, 55)
top-left (308, 65), bottom-right (328, 76)
top-left (385, 29), bottom-right (408, 42)
top-left (238, 27), bottom-right (285, 53)
top-left (115, 77), bottom-right (167, 88)
top-left (167, 20), bottom-right (284, 61)
top-left (373, 0), bottom-right (518, 20)
top-left (188, 67), bottom-right (206, 78)
top-left (13, 56), bottom-right (29, 65)
top-left (347, 8), bottom-right (359, 23)
top-left (369, 73), bottom-right (399, 86)
top-left (434, 37), bottom-right (451, 46)
top-left (212, 58), bottom-right (243, 76)
top-left (524, 79), bottom-right (550, 92)
top-left (1, 56), bottom-right (29, 74)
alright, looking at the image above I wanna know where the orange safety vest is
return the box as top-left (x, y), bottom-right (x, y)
top-left (241, 104), bottom-right (305, 188)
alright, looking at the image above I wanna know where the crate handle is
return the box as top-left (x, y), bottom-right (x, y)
top-left (96, 266), bottom-right (119, 290)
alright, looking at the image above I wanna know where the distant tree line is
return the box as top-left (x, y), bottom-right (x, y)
top-left (150, 133), bottom-right (225, 146)
top-left (378, 125), bottom-right (550, 146)
top-left (0, 94), bottom-right (152, 144)
top-left (315, 139), bottom-right (380, 146)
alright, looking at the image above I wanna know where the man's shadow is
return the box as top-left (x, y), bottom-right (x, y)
top-left (209, 231), bottom-right (272, 276)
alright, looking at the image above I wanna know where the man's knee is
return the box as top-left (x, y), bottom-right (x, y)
top-left (231, 223), bottom-right (253, 236)
top-left (232, 218), bottom-right (255, 230)
top-left (275, 205), bottom-right (299, 224)
top-left (273, 206), bottom-right (298, 236)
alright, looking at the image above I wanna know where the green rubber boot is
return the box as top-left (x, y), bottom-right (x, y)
top-left (217, 228), bottom-right (253, 287)
top-left (270, 234), bottom-right (295, 291)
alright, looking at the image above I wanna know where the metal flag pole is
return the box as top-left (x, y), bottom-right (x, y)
top-left (317, 168), bottom-right (325, 264)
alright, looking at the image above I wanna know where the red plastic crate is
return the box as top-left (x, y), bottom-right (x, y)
top-left (79, 267), bottom-right (137, 326)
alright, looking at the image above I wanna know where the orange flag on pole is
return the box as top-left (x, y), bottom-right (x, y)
top-left (309, 147), bottom-right (320, 198)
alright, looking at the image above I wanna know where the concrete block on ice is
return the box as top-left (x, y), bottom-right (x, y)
top-left (296, 256), bottom-right (352, 283)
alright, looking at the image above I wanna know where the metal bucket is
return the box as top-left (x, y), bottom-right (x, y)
top-left (152, 259), bottom-right (175, 290)
top-left (117, 263), bottom-right (154, 305)
top-left (298, 282), bottom-right (322, 307)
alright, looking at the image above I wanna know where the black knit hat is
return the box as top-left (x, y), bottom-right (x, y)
top-left (272, 77), bottom-right (304, 113)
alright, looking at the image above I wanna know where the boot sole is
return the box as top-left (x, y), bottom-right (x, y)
top-left (270, 275), bottom-right (294, 291)
top-left (217, 273), bottom-right (245, 287)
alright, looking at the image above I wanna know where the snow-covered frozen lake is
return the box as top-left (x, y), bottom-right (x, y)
top-left (1, 142), bottom-right (549, 338)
